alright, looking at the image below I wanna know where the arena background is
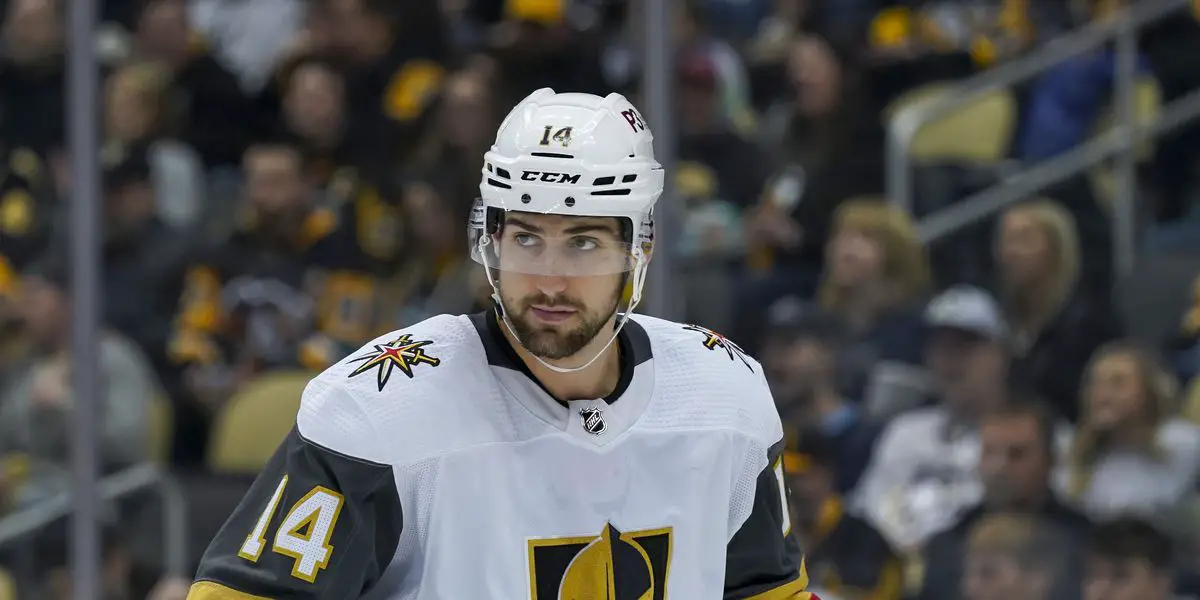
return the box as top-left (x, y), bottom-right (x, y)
top-left (1, 0), bottom-right (1200, 598)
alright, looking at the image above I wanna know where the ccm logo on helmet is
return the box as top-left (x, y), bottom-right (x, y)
top-left (521, 170), bottom-right (581, 184)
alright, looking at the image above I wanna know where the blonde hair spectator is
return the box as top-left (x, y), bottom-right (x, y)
top-left (996, 200), bottom-right (1080, 340)
top-left (818, 197), bottom-right (930, 319)
top-left (1065, 341), bottom-right (1200, 521)
top-left (996, 198), bottom-right (1122, 424)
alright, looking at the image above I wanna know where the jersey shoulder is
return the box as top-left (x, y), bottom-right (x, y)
top-left (297, 313), bottom-right (497, 466)
top-left (630, 314), bottom-right (781, 445)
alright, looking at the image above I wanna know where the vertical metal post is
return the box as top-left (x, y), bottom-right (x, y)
top-left (1113, 19), bottom-right (1138, 280)
top-left (886, 117), bottom-right (915, 214)
top-left (67, 0), bottom-right (102, 596)
top-left (641, 0), bottom-right (682, 321)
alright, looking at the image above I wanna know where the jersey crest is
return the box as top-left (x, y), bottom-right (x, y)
top-left (346, 333), bottom-right (441, 391)
top-left (527, 523), bottom-right (673, 600)
top-left (682, 324), bottom-right (753, 372)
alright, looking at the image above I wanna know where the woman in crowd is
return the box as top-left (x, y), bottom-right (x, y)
top-left (1064, 341), bottom-right (1200, 521)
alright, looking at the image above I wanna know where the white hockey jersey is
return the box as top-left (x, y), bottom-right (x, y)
top-left (189, 310), bottom-right (813, 599)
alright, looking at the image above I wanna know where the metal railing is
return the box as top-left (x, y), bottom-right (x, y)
top-left (885, 0), bottom-right (1200, 278)
top-left (0, 463), bottom-right (189, 579)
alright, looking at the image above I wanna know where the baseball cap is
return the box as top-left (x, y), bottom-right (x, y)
top-left (924, 285), bottom-right (1008, 342)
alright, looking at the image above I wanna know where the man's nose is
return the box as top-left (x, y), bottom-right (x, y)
top-left (534, 274), bottom-right (569, 296)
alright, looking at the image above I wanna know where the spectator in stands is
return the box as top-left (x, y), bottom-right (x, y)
top-left (1064, 341), bottom-right (1200, 522)
top-left (674, 46), bottom-right (768, 216)
top-left (741, 34), bottom-right (883, 324)
top-left (672, 46), bottom-right (771, 330)
top-left (668, 0), bottom-right (756, 131)
top-left (816, 199), bottom-right (929, 410)
top-left (0, 144), bottom-right (57, 290)
top-left (323, 0), bottom-right (449, 168)
top-left (854, 286), bottom-right (1008, 552)
top-left (133, 0), bottom-right (253, 168)
top-left (1083, 517), bottom-right (1177, 600)
top-left (786, 428), bottom-right (903, 600)
top-left (167, 139), bottom-right (381, 462)
top-left (276, 55), bottom-right (355, 194)
top-left (762, 297), bottom-right (880, 494)
top-left (0, 0), bottom-right (66, 155)
top-left (920, 400), bottom-right (1090, 600)
top-left (960, 513), bottom-right (1074, 600)
top-left (91, 144), bottom-right (190, 385)
top-left (0, 253), bottom-right (154, 511)
top-left (186, 0), bottom-right (305, 94)
top-left (997, 200), bottom-right (1123, 422)
top-left (104, 60), bottom-right (205, 230)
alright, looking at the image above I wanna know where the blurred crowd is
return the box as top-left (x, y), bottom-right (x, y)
top-left (1, 0), bottom-right (1200, 598)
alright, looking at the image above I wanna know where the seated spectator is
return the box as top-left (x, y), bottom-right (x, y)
top-left (168, 139), bottom-right (385, 462)
top-left (920, 400), bottom-right (1089, 600)
top-left (854, 285), bottom-right (1010, 551)
top-left (1064, 342), bottom-right (1200, 522)
top-left (813, 199), bottom-right (929, 406)
top-left (104, 61), bottom-right (205, 231)
top-left (323, 0), bottom-right (449, 166)
top-left (674, 48), bottom-right (768, 260)
top-left (786, 429), bottom-right (903, 600)
top-left (0, 0), bottom-right (66, 156)
top-left (133, 0), bottom-right (253, 168)
top-left (960, 513), bottom-right (1074, 600)
top-left (997, 200), bottom-right (1122, 422)
top-left (1083, 517), bottom-right (1177, 600)
top-left (762, 298), bottom-right (880, 494)
top-left (743, 33), bottom-right (884, 309)
top-left (0, 254), bottom-right (154, 512)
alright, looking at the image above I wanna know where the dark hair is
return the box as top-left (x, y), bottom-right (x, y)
top-left (1087, 517), bottom-right (1174, 570)
top-left (984, 396), bottom-right (1058, 463)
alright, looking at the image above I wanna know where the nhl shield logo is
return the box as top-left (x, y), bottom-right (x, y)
top-left (579, 407), bottom-right (607, 435)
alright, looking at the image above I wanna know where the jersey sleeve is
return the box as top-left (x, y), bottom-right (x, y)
top-left (724, 438), bottom-right (814, 600)
top-left (188, 383), bottom-right (403, 599)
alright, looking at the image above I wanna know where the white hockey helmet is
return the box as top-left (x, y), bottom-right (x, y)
top-left (469, 88), bottom-right (664, 371)
top-left (469, 88), bottom-right (662, 290)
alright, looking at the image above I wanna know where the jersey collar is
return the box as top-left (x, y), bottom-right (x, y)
top-left (468, 307), bottom-right (652, 407)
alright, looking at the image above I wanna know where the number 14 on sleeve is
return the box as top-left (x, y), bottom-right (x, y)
top-left (237, 475), bottom-right (347, 584)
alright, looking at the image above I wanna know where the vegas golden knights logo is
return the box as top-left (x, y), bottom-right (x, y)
top-left (527, 524), bottom-right (673, 600)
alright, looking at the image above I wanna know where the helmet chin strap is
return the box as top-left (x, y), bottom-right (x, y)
top-left (478, 236), bottom-right (648, 375)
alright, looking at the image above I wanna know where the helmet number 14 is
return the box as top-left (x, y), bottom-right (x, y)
top-left (539, 125), bottom-right (574, 148)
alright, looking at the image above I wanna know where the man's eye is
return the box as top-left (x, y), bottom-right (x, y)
top-left (571, 237), bottom-right (599, 251)
top-left (514, 233), bottom-right (538, 246)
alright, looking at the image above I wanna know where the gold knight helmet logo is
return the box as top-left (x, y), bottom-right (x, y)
top-left (528, 524), bottom-right (673, 600)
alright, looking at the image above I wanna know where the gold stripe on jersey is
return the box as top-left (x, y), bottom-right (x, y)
top-left (186, 581), bottom-right (271, 599)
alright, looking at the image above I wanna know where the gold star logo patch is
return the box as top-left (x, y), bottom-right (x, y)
top-left (347, 334), bottom-right (441, 391)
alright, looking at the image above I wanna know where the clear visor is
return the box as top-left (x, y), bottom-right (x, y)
top-left (468, 206), bottom-right (638, 276)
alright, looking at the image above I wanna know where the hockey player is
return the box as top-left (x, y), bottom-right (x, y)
top-left (188, 89), bottom-right (814, 599)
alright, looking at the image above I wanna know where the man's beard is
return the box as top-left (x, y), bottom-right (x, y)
top-left (504, 288), bottom-right (621, 360)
